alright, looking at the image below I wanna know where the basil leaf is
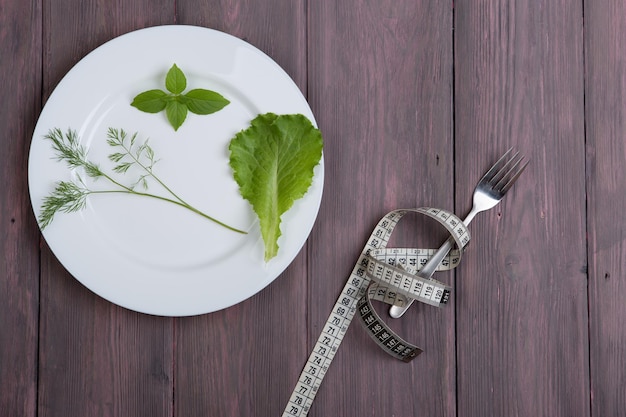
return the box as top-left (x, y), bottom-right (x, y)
top-left (184, 89), bottom-right (230, 115)
top-left (130, 90), bottom-right (168, 113)
top-left (229, 113), bottom-right (323, 261)
top-left (131, 64), bottom-right (230, 131)
top-left (166, 99), bottom-right (188, 131)
top-left (165, 64), bottom-right (187, 94)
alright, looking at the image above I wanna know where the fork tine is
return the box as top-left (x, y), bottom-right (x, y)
top-left (491, 151), bottom-right (521, 185)
top-left (490, 151), bottom-right (521, 186)
top-left (389, 146), bottom-right (527, 319)
top-left (481, 148), bottom-right (514, 183)
top-left (499, 158), bottom-right (529, 193)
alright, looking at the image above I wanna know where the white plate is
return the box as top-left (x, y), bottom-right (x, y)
top-left (28, 25), bottom-right (323, 316)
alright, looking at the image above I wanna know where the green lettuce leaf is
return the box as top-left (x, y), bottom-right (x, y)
top-left (229, 113), bottom-right (323, 261)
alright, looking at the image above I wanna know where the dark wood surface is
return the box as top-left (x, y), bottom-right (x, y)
top-left (2, 0), bottom-right (625, 416)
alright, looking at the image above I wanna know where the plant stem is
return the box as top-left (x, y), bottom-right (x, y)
top-left (43, 128), bottom-right (247, 234)
top-left (88, 189), bottom-right (247, 234)
top-left (117, 139), bottom-right (188, 203)
top-left (94, 144), bottom-right (246, 233)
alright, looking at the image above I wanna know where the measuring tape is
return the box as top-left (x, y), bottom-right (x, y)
top-left (282, 207), bottom-right (470, 417)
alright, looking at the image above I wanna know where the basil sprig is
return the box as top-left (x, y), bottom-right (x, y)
top-left (131, 64), bottom-right (230, 131)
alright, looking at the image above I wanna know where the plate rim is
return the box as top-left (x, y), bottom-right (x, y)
top-left (28, 24), bottom-right (324, 316)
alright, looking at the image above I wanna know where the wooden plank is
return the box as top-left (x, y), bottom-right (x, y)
top-left (0, 0), bottom-right (42, 416)
top-left (174, 0), bottom-right (307, 90)
top-left (173, 2), bottom-right (309, 416)
top-left (39, 260), bottom-right (174, 417)
top-left (584, 1), bottom-right (626, 415)
top-left (454, 1), bottom-right (589, 416)
top-left (307, 1), bottom-right (455, 416)
top-left (37, 3), bottom-right (176, 417)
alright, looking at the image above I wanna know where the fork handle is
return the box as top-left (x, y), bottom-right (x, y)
top-left (388, 237), bottom-right (455, 318)
top-left (388, 207), bottom-right (479, 318)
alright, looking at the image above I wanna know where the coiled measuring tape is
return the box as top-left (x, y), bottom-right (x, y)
top-left (282, 207), bottom-right (470, 417)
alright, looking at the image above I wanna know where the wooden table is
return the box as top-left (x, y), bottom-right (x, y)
top-left (2, 0), bottom-right (625, 416)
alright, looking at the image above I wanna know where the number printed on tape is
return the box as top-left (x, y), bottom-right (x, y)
top-left (282, 208), bottom-right (469, 417)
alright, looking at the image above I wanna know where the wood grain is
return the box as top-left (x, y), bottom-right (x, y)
top-left (585, 0), bottom-right (626, 415)
top-left (38, 257), bottom-right (174, 417)
top-left (173, 2), bottom-right (309, 416)
top-left (0, 0), bottom-right (42, 416)
top-left (4, 0), bottom-right (626, 415)
top-left (308, 1), bottom-right (455, 416)
top-left (454, 0), bottom-right (588, 416)
top-left (38, 2), bottom-right (176, 417)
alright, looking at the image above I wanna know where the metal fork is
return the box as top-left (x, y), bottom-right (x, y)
top-left (389, 148), bottom-right (529, 318)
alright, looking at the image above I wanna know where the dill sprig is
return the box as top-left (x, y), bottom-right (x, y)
top-left (45, 128), bottom-right (103, 178)
top-left (38, 128), bottom-right (247, 234)
top-left (106, 127), bottom-right (158, 190)
top-left (38, 181), bottom-right (89, 229)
